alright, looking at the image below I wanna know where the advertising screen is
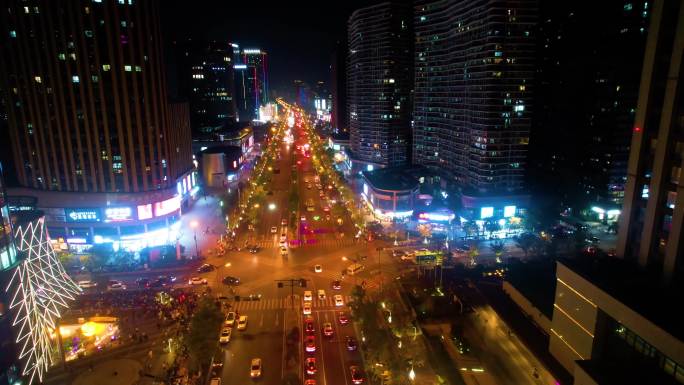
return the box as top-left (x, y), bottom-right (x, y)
top-left (137, 204), bottom-right (153, 220)
top-left (104, 207), bottom-right (133, 222)
top-left (154, 196), bottom-right (180, 217)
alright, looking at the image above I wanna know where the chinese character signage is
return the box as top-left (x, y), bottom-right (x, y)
top-left (65, 208), bottom-right (101, 222)
top-left (104, 207), bottom-right (133, 222)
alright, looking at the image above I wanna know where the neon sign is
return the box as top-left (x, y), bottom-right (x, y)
top-left (153, 196), bottom-right (180, 217)
top-left (104, 207), bottom-right (133, 222)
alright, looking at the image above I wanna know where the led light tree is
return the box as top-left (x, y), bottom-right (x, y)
top-left (6, 217), bottom-right (81, 385)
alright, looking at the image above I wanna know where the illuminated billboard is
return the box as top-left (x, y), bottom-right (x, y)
top-left (154, 196), bottom-right (180, 217)
top-left (504, 205), bottom-right (516, 218)
top-left (137, 204), bottom-right (153, 220)
top-left (104, 207), bottom-right (133, 222)
top-left (480, 207), bottom-right (494, 219)
top-left (65, 208), bottom-right (101, 222)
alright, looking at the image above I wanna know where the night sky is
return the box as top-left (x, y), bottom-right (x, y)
top-left (161, 0), bottom-right (377, 92)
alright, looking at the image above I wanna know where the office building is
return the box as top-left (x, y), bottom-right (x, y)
top-left (0, 0), bottom-right (194, 253)
top-left (185, 40), bottom-right (238, 131)
top-left (347, 1), bottom-right (413, 169)
top-left (549, 2), bottom-right (684, 384)
top-left (235, 48), bottom-right (269, 121)
top-left (1, 162), bottom-right (20, 385)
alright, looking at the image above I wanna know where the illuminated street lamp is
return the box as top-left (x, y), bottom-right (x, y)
top-left (268, 203), bottom-right (276, 211)
top-left (409, 368), bottom-right (415, 381)
top-left (190, 220), bottom-right (200, 257)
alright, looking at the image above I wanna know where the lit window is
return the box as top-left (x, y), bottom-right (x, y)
top-left (58, 53), bottom-right (65, 60)
top-left (121, 21), bottom-right (127, 27)
top-left (85, 30), bottom-right (93, 37)
top-left (92, 75), bottom-right (99, 83)
top-left (9, 30), bottom-right (17, 38)
top-left (135, 65), bottom-right (142, 72)
top-left (24, 6), bottom-right (29, 13)
top-left (102, 64), bottom-right (111, 71)
top-left (34, 76), bottom-right (42, 83)
top-left (494, 51), bottom-right (503, 57)
top-left (93, 0), bottom-right (102, 3)
top-left (72, 75), bottom-right (80, 83)
top-left (124, 65), bottom-right (132, 72)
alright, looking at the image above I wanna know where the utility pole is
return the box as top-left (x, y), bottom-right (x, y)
top-left (276, 278), bottom-right (308, 308)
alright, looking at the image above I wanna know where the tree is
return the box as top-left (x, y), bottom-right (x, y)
top-left (515, 233), bottom-right (537, 257)
top-left (186, 297), bottom-right (223, 372)
top-left (491, 241), bottom-right (506, 257)
top-left (350, 284), bottom-right (366, 311)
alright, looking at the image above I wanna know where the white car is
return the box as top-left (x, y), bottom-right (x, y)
top-left (303, 302), bottom-right (312, 315)
top-left (188, 277), bottom-right (207, 285)
top-left (280, 246), bottom-right (288, 256)
top-left (237, 315), bottom-right (248, 331)
top-left (271, 226), bottom-right (278, 234)
top-left (107, 280), bottom-right (126, 291)
top-left (334, 295), bottom-right (344, 307)
top-left (78, 280), bottom-right (97, 289)
top-left (314, 264), bottom-right (322, 273)
top-left (219, 327), bottom-right (232, 344)
top-left (304, 290), bottom-right (313, 302)
top-left (224, 311), bottom-right (236, 327)
top-left (250, 358), bottom-right (262, 378)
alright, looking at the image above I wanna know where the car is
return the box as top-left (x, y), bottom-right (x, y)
top-left (280, 246), bottom-right (288, 256)
top-left (323, 322), bottom-right (333, 337)
top-left (332, 280), bottom-right (341, 290)
top-left (350, 366), bottom-right (364, 384)
top-left (197, 264), bottom-right (214, 273)
top-left (250, 358), bottom-right (262, 378)
top-left (346, 336), bottom-right (358, 351)
top-left (135, 278), bottom-right (150, 288)
top-left (280, 234), bottom-right (287, 243)
top-left (317, 289), bottom-right (326, 300)
top-left (107, 280), bottom-right (126, 291)
top-left (303, 290), bottom-right (313, 301)
top-left (77, 280), bottom-right (97, 289)
top-left (400, 254), bottom-right (413, 261)
top-left (222, 276), bottom-right (240, 285)
top-left (248, 245), bottom-right (260, 253)
top-left (281, 219), bottom-right (288, 226)
top-left (301, 215), bottom-right (307, 221)
top-left (305, 335), bottom-right (316, 352)
top-left (338, 312), bottom-right (349, 325)
top-left (225, 312), bottom-right (236, 326)
top-left (305, 380), bottom-right (316, 385)
top-left (305, 318), bottom-right (315, 334)
top-left (157, 275), bottom-right (177, 285)
top-left (303, 302), bottom-right (312, 315)
top-left (314, 264), bottom-right (322, 273)
top-left (305, 358), bottom-right (317, 375)
top-left (188, 277), bottom-right (208, 285)
top-left (237, 315), bottom-right (248, 331)
top-left (334, 295), bottom-right (344, 307)
top-left (271, 226), bottom-right (278, 234)
top-left (219, 327), bottom-right (232, 344)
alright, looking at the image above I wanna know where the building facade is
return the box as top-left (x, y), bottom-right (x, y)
top-left (347, 1), bottom-right (413, 169)
top-left (0, 0), bottom-right (193, 253)
top-left (235, 48), bottom-right (269, 122)
top-left (413, 0), bottom-right (536, 194)
top-left (617, 0), bottom-right (684, 280)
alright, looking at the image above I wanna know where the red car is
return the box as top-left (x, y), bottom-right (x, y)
top-left (305, 335), bottom-right (316, 352)
top-left (305, 318), bottom-right (315, 334)
top-left (305, 358), bottom-right (317, 375)
top-left (338, 312), bottom-right (349, 325)
top-left (332, 280), bottom-right (341, 290)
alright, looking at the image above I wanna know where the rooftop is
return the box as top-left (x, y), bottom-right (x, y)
top-left (362, 167), bottom-right (419, 192)
top-left (561, 256), bottom-right (684, 342)
top-left (505, 258), bottom-right (556, 318)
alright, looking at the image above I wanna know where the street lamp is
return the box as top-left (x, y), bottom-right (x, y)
top-left (268, 203), bottom-right (276, 211)
top-left (190, 220), bottom-right (200, 258)
top-left (409, 367), bottom-right (415, 382)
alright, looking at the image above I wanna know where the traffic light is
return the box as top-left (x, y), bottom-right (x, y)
top-left (299, 279), bottom-right (307, 288)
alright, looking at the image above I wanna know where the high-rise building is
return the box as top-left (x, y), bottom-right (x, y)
top-left (183, 40), bottom-right (237, 132)
top-left (331, 38), bottom-right (348, 133)
top-left (548, 3), bottom-right (684, 384)
top-left (528, 1), bottom-right (649, 216)
top-left (235, 48), bottom-right (268, 122)
top-left (413, 0), bottom-right (536, 194)
top-left (0, 0), bottom-right (194, 253)
top-left (617, 0), bottom-right (684, 280)
top-left (347, 2), bottom-right (413, 169)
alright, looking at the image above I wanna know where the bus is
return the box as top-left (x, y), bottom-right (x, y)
top-left (347, 263), bottom-right (365, 275)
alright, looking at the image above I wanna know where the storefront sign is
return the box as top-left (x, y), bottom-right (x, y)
top-left (153, 196), bottom-right (180, 217)
top-left (104, 207), bottom-right (133, 222)
top-left (137, 204), bottom-right (153, 220)
top-left (65, 208), bottom-right (100, 222)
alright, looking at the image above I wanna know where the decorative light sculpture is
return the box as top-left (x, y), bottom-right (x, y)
top-left (5, 217), bottom-right (81, 384)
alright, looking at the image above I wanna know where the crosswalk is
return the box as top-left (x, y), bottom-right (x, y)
top-left (247, 238), bottom-right (359, 248)
top-left (232, 295), bottom-right (352, 312)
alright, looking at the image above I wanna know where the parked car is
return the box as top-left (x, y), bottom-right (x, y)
top-left (222, 276), bottom-right (240, 285)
